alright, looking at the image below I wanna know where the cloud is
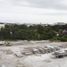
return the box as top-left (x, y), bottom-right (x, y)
top-left (0, 0), bottom-right (67, 24)
top-left (9, 0), bottom-right (67, 10)
top-left (0, 0), bottom-right (67, 11)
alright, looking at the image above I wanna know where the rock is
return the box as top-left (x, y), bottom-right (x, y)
top-left (52, 50), bottom-right (67, 58)
top-left (14, 51), bottom-right (23, 58)
top-left (32, 48), bottom-right (40, 54)
top-left (22, 51), bottom-right (33, 56)
top-left (21, 48), bottom-right (33, 56)
top-left (38, 47), bottom-right (45, 54)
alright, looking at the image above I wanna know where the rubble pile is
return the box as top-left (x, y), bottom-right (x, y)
top-left (13, 46), bottom-right (60, 57)
top-left (52, 49), bottom-right (67, 58)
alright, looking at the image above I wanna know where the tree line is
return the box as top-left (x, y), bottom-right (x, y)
top-left (0, 23), bottom-right (67, 41)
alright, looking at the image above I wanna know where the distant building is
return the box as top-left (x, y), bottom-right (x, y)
top-left (0, 23), bottom-right (5, 29)
top-left (55, 22), bottom-right (66, 25)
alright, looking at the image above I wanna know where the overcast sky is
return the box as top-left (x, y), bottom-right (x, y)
top-left (0, 0), bottom-right (67, 24)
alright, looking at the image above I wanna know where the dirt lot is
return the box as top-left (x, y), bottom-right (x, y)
top-left (0, 40), bottom-right (67, 67)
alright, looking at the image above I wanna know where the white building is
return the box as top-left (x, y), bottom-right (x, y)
top-left (0, 23), bottom-right (5, 29)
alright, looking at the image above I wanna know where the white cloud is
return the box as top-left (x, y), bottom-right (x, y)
top-left (0, 0), bottom-right (67, 24)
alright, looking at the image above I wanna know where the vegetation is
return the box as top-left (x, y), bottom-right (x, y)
top-left (0, 23), bottom-right (67, 41)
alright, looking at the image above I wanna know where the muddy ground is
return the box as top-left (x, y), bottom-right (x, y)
top-left (0, 40), bottom-right (67, 67)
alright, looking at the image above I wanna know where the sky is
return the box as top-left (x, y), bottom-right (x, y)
top-left (0, 0), bottom-right (67, 24)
